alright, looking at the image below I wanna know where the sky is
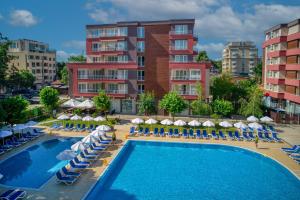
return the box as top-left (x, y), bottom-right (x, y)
top-left (1, 0), bottom-right (300, 61)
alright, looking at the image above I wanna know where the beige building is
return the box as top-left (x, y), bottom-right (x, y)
top-left (222, 41), bottom-right (258, 77)
top-left (8, 39), bottom-right (57, 89)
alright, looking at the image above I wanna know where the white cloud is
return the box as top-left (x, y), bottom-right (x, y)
top-left (63, 40), bottom-right (86, 50)
top-left (196, 43), bottom-right (225, 59)
top-left (56, 50), bottom-right (77, 62)
top-left (9, 9), bottom-right (38, 27)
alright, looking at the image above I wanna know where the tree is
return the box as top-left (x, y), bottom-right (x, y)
top-left (238, 85), bottom-right (264, 117)
top-left (137, 92), bottom-right (156, 115)
top-left (0, 104), bottom-right (6, 124)
top-left (93, 90), bottom-right (111, 119)
top-left (196, 51), bottom-right (209, 62)
top-left (39, 87), bottom-right (59, 116)
top-left (252, 62), bottom-right (262, 84)
top-left (211, 60), bottom-right (222, 72)
top-left (0, 33), bottom-right (13, 87)
top-left (159, 91), bottom-right (187, 121)
top-left (56, 62), bottom-right (66, 80)
top-left (212, 99), bottom-right (234, 117)
top-left (61, 66), bottom-right (68, 84)
top-left (190, 83), bottom-right (212, 116)
top-left (0, 96), bottom-right (29, 125)
top-left (210, 73), bottom-right (235, 100)
top-left (68, 55), bottom-right (86, 62)
top-left (18, 70), bottom-right (35, 88)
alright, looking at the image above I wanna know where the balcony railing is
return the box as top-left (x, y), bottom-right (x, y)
top-left (171, 76), bottom-right (201, 81)
top-left (106, 89), bottom-right (128, 94)
top-left (175, 90), bottom-right (197, 95)
top-left (78, 75), bottom-right (127, 80)
top-left (78, 89), bottom-right (128, 94)
top-left (169, 46), bottom-right (188, 51)
top-left (169, 30), bottom-right (193, 35)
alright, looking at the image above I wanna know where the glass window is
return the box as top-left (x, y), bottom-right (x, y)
top-left (137, 41), bottom-right (145, 52)
top-left (121, 99), bottom-right (132, 113)
top-left (137, 56), bottom-right (145, 66)
top-left (118, 55), bottom-right (128, 63)
top-left (137, 27), bottom-right (144, 38)
top-left (174, 55), bottom-right (188, 62)
top-left (92, 43), bottom-right (98, 52)
top-left (91, 29), bottom-right (99, 38)
top-left (190, 70), bottom-right (201, 80)
top-left (117, 41), bottom-right (127, 51)
top-left (175, 25), bottom-right (188, 34)
top-left (174, 40), bottom-right (187, 50)
top-left (137, 70), bottom-right (144, 81)
top-left (119, 27), bottom-right (128, 36)
top-left (138, 84), bottom-right (145, 94)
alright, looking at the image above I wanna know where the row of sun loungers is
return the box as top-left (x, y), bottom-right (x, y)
top-left (55, 135), bottom-right (112, 185)
top-left (0, 188), bottom-right (26, 200)
top-left (51, 123), bottom-right (99, 132)
top-left (129, 127), bottom-right (282, 143)
top-left (0, 129), bottom-right (44, 155)
top-left (281, 145), bottom-right (300, 165)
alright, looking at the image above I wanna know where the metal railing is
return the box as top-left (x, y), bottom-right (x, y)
top-left (175, 90), bottom-right (197, 95)
top-left (78, 75), bottom-right (127, 80)
top-left (169, 30), bottom-right (193, 35)
top-left (78, 89), bottom-right (128, 94)
top-left (171, 76), bottom-right (201, 81)
top-left (106, 89), bottom-right (128, 94)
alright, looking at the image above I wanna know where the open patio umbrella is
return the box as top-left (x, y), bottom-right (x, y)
top-left (219, 121), bottom-right (232, 128)
top-left (77, 99), bottom-right (95, 109)
top-left (203, 120), bottom-right (215, 127)
top-left (188, 120), bottom-right (200, 127)
top-left (247, 116), bottom-right (258, 122)
top-left (61, 99), bottom-right (81, 108)
top-left (174, 120), bottom-right (186, 126)
top-left (94, 116), bottom-right (105, 122)
top-left (96, 125), bottom-right (111, 132)
top-left (90, 130), bottom-right (102, 138)
top-left (82, 115), bottom-right (94, 126)
top-left (260, 116), bottom-right (273, 123)
top-left (25, 121), bottom-right (38, 127)
top-left (234, 121), bottom-right (248, 129)
top-left (248, 122), bottom-right (262, 130)
top-left (82, 134), bottom-right (98, 145)
top-left (0, 130), bottom-right (13, 145)
top-left (160, 119), bottom-right (173, 125)
top-left (131, 118), bottom-right (144, 124)
top-left (70, 114), bottom-right (82, 121)
top-left (145, 118), bottom-right (157, 124)
top-left (71, 141), bottom-right (86, 152)
top-left (57, 114), bottom-right (70, 120)
top-left (56, 149), bottom-right (77, 160)
top-left (13, 124), bottom-right (28, 137)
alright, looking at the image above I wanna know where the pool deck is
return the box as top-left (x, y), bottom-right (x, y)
top-left (0, 122), bottom-right (299, 200)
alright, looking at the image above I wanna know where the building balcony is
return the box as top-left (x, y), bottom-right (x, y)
top-left (262, 36), bottom-right (287, 48)
top-left (264, 90), bottom-right (285, 99)
top-left (169, 61), bottom-right (211, 69)
top-left (106, 89), bottom-right (128, 95)
top-left (266, 64), bottom-right (286, 71)
top-left (77, 75), bottom-right (127, 82)
top-left (78, 89), bottom-right (128, 96)
top-left (286, 64), bottom-right (300, 70)
top-left (174, 90), bottom-right (198, 100)
top-left (284, 92), bottom-right (300, 104)
top-left (287, 32), bottom-right (300, 41)
top-left (67, 61), bottom-right (138, 70)
top-left (169, 30), bottom-right (196, 40)
top-left (285, 79), bottom-right (300, 87)
top-left (170, 76), bottom-right (201, 83)
top-left (286, 48), bottom-right (300, 56)
top-left (169, 46), bottom-right (194, 55)
top-left (266, 78), bottom-right (285, 85)
top-left (267, 50), bottom-right (286, 58)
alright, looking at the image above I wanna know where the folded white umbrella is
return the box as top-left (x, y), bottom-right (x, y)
top-left (57, 114), bottom-right (69, 120)
top-left (82, 115), bottom-right (94, 121)
top-left (0, 130), bottom-right (13, 138)
top-left (96, 125), bottom-right (111, 132)
top-left (203, 120), bottom-right (215, 127)
top-left (81, 135), bottom-right (98, 145)
top-left (260, 116), bottom-right (273, 122)
top-left (248, 122), bottom-right (262, 130)
top-left (131, 118), bottom-right (144, 124)
top-left (160, 119), bottom-right (173, 125)
top-left (219, 121), bottom-right (232, 128)
top-left (145, 118), bottom-right (157, 124)
top-left (174, 120), bottom-right (186, 126)
top-left (188, 120), bottom-right (200, 127)
top-left (94, 116), bottom-right (105, 122)
top-left (70, 114), bottom-right (82, 121)
top-left (234, 121), bottom-right (248, 129)
top-left (247, 116), bottom-right (258, 122)
top-left (25, 121), bottom-right (38, 127)
top-left (56, 150), bottom-right (77, 160)
top-left (77, 99), bottom-right (95, 109)
top-left (71, 141), bottom-right (86, 152)
top-left (61, 99), bottom-right (81, 108)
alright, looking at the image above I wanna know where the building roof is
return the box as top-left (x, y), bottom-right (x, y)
top-left (86, 19), bottom-right (195, 28)
top-left (288, 18), bottom-right (300, 27)
top-left (264, 18), bottom-right (300, 34)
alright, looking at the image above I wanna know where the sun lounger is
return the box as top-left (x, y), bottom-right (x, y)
top-left (129, 127), bottom-right (135, 136)
top-left (234, 131), bottom-right (243, 141)
top-left (196, 129), bottom-right (201, 139)
top-left (219, 131), bottom-right (226, 140)
top-left (189, 129), bottom-right (194, 138)
top-left (248, 132), bottom-right (255, 140)
top-left (90, 143), bottom-right (106, 151)
top-left (56, 171), bottom-right (78, 185)
top-left (86, 124), bottom-right (93, 132)
top-left (283, 146), bottom-right (300, 154)
top-left (159, 128), bottom-right (165, 137)
top-left (282, 145), bottom-right (299, 152)
top-left (68, 124), bottom-right (74, 131)
top-left (50, 123), bottom-right (59, 130)
top-left (174, 129), bottom-right (179, 137)
top-left (168, 128), bottom-right (173, 137)
top-left (182, 129), bottom-right (188, 138)
top-left (6, 139), bottom-right (21, 147)
top-left (80, 152), bottom-right (97, 161)
top-left (228, 131), bottom-right (235, 140)
top-left (138, 127), bottom-right (144, 136)
top-left (242, 132), bottom-right (251, 141)
top-left (258, 132), bottom-right (268, 142)
top-left (74, 124), bottom-right (81, 132)
top-left (63, 123), bottom-right (70, 131)
top-left (69, 160), bottom-right (87, 170)
top-left (202, 130), bottom-right (209, 139)
top-left (269, 125), bottom-right (275, 131)
top-left (83, 149), bottom-right (98, 157)
top-left (74, 157), bottom-right (90, 166)
top-left (272, 132), bottom-right (282, 142)
top-left (264, 132), bottom-right (274, 142)
top-left (153, 128), bottom-right (159, 136)
top-left (0, 189), bottom-right (27, 200)
top-left (144, 128), bottom-right (150, 136)
top-left (211, 130), bottom-right (219, 140)
top-left (79, 124), bottom-right (86, 132)
top-left (61, 166), bottom-right (81, 177)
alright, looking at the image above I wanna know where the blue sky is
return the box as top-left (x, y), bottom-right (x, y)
top-left (1, 0), bottom-right (300, 61)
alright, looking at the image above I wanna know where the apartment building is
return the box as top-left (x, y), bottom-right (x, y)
top-left (8, 39), bottom-right (57, 89)
top-left (222, 41), bottom-right (258, 77)
top-left (67, 19), bottom-right (211, 114)
top-left (262, 19), bottom-right (300, 124)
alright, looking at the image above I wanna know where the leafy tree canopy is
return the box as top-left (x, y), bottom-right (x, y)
top-left (252, 62), bottom-right (262, 84)
top-left (0, 33), bottom-right (13, 87)
top-left (159, 91), bottom-right (187, 120)
top-left (93, 90), bottom-right (111, 119)
top-left (39, 87), bottom-right (59, 114)
top-left (137, 92), bottom-right (156, 115)
top-left (7, 69), bottom-right (35, 90)
top-left (196, 51), bottom-right (209, 62)
top-left (68, 55), bottom-right (86, 62)
top-left (212, 99), bottom-right (234, 117)
top-left (210, 73), bottom-right (235, 100)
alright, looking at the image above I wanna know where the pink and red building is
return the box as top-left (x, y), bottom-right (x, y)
top-left (262, 18), bottom-right (300, 123)
top-left (67, 19), bottom-right (211, 114)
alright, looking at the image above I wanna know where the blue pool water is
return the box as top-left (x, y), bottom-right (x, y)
top-left (85, 140), bottom-right (300, 200)
top-left (0, 137), bottom-right (80, 189)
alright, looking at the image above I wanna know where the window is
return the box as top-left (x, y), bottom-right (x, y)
top-left (118, 55), bottom-right (128, 62)
top-left (137, 56), bottom-right (145, 66)
top-left (10, 42), bottom-right (18, 49)
top-left (32, 69), bottom-right (35, 74)
top-left (92, 43), bottom-right (98, 52)
top-left (28, 55), bottom-right (34, 60)
top-left (35, 56), bottom-right (40, 60)
top-left (32, 62), bottom-right (35, 67)
top-left (119, 27), bottom-right (128, 36)
top-left (137, 70), bottom-right (144, 81)
top-left (137, 41), bottom-right (145, 52)
top-left (78, 83), bottom-right (87, 92)
top-left (108, 84), bottom-right (118, 92)
top-left (174, 70), bottom-right (188, 80)
top-left (174, 40), bottom-right (187, 50)
top-left (190, 70), bottom-right (201, 80)
top-left (90, 29), bottom-right (99, 38)
top-left (174, 25), bottom-right (188, 34)
top-left (137, 27), bottom-right (144, 38)
top-left (138, 84), bottom-right (145, 94)
top-left (43, 56), bottom-right (47, 60)
top-left (117, 41), bottom-right (127, 51)
top-left (36, 62), bottom-right (40, 66)
top-left (174, 55), bottom-right (188, 62)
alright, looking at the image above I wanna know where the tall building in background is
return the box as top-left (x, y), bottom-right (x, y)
top-left (8, 39), bottom-right (57, 89)
top-left (222, 41), bottom-right (258, 77)
top-left (67, 19), bottom-right (211, 114)
top-left (262, 18), bottom-right (300, 124)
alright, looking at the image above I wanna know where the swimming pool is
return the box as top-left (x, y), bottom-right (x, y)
top-left (85, 140), bottom-right (300, 200)
top-left (0, 137), bottom-right (81, 189)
